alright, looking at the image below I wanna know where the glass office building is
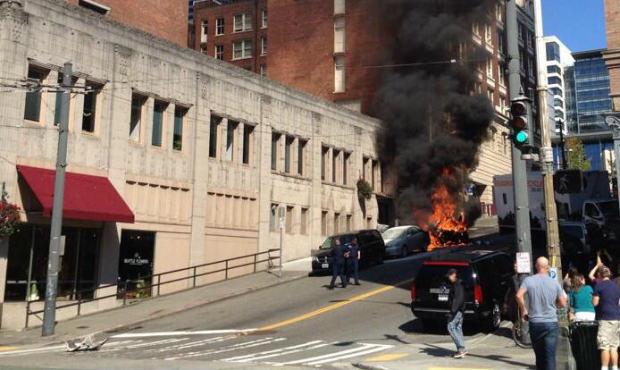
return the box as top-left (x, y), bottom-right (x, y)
top-left (572, 50), bottom-right (613, 133)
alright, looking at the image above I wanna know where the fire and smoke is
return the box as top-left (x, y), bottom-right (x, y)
top-left (376, 0), bottom-right (495, 249)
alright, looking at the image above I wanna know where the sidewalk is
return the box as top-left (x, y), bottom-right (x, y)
top-left (0, 261), bottom-right (309, 347)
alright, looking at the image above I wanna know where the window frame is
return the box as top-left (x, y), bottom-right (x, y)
top-left (173, 106), bottom-right (186, 151)
top-left (81, 82), bottom-right (101, 134)
top-left (151, 100), bottom-right (167, 147)
top-left (129, 93), bottom-right (146, 143)
top-left (232, 39), bottom-right (253, 60)
top-left (233, 13), bottom-right (252, 33)
top-left (215, 17), bottom-right (225, 36)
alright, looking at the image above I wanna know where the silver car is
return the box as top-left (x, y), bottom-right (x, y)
top-left (382, 225), bottom-right (429, 258)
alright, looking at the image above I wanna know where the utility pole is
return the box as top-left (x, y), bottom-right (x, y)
top-left (506, 0), bottom-right (533, 271)
top-left (42, 62), bottom-right (72, 336)
top-left (533, 0), bottom-right (562, 285)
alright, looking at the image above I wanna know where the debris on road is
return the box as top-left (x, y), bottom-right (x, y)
top-left (65, 334), bottom-right (108, 352)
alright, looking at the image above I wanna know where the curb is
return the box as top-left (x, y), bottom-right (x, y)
top-left (6, 271), bottom-right (308, 347)
top-left (352, 363), bottom-right (390, 370)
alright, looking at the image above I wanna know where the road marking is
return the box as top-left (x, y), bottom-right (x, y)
top-left (0, 346), bottom-right (17, 352)
top-left (125, 338), bottom-right (188, 349)
top-left (365, 352), bottom-right (409, 361)
top-left (0, 340), bottom-right (135, 356)
top-left (280, 343), bottom-right (393, 365)
top-left (429, 368), bottom-right (491, 370)
top-left (151, 336), bottom-right (227, 353)
top-left (111, 329), bottom-right (256, 338)
top-left (257, 279), bottom-right (413, 332)
top-left (224, 340), bottom-right (327, 363)
top-left (165, 337), bottom-right (286, 361)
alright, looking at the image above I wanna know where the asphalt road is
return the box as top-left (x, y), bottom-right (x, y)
top-left (0, 231), bottom-right (533, 369)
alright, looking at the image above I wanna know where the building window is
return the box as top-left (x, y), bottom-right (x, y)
top-left (526, 31), bottom-right (533, 49)
top-left (346, 214), bottom-right (352, 231)
top-left (129, 93), bottom-right (146, 142)
top-left (334, 56), bottom-right (345, 93)
top-left (334, 212), bottom-right (340, 233)
top-left (300, 208), bottom-right (308, 235)
top-left (472, 22), bottom-right (480, 36)
top-left (286, 206), bottom-right (294, 234)
top-left (270, 204), bottom-right (278, 232)
top-left (233, 13), bottom-right (252, 33)
top-left (518, 23), bottom-right (524, 41)
top-left (519, 49), bottom-right (525, 71)
top-left (260, 64), bottom-right (267, 76)
top-left (343, 152), bottom-right (350, 185)
top-left (487, 89), bottom-right (494, 102)
top-left (215, 45), bottom-right (224, 60)
top-left (363, 157), bottom-right (369, 181)
top-left (298, 139), bottom-right (306, 176)
top-left (225, 120), bottom-right (237, 161)
top-left (216, 17), bottom-right (225, 35)
top-left (485, 23), bottom-right (492, 44)
top-left (284, 136), bottom-right (293, 173)
top-left (81, 82), bottom-right (100, 133)
top-left (371, 160), bottom-right (378, 190)
top-left (201, 21), bottom-right (208, 43)
top-left (233, 40), bottom-right (252, 60)
top-left (497, 29), bottom-right (505, 55)
top-left (334, 0), bottom-right (345, 14)
top-left (242, 124), bottom-right (253, 165)
top-left (261, 37), bottom-right (267, 55)
top-left (486, 58), bottom-right (493, 78)
top-left (527, 58), bottom-right (535, 77)
top-left (332, 149), bottom-right (339, 183)
top-left (271, 133), bottom-right (280, 170)
top-left (321, 146), bottom-right (329, 180)
top-left (173, 106), bottom-right (186, 151)
top-left (334, 17), bottom-right (345, 53)
top-left (498, 63), bottom-right (506, 86)
top-left (496, 3), bottom-right (503, 23)
top-left (321, 211), bottom-right (328, 235)
top-left (24, 66), bottom-right (46, 122)
top-left (200, 44), bottom-right (208, 54)
top-left (152, 101), bottom-right (166, 147)
top-left (262, 9), bottom-right (267, 28)
top-left (209, 115), bottom-right (221, 158)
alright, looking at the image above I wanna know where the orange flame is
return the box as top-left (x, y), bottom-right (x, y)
top-left (427, 182), bottom-right (467, 250)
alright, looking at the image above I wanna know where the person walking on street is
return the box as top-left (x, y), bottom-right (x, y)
top-left (592, 266), bottom-right (620, 370)
top-left (516, 257), bottom-right (567, 370)
top-left (346, 238), bottom-right (361, 285)
top-left (328, 238), bottom-right (347, 290)
top-left (568, 273), bottom-right (595, 322)
top-left (446, 268), bottom-right (467, 359)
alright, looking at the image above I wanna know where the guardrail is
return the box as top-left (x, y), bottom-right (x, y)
top-left (25, 249), bottom-right (281, 328)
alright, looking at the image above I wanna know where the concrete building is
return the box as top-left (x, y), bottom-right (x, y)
top-left (543, 36), bottom-right (575, 134)
top-left (0, 0), bottom-right (384, 329)
top-left (604, 0), bottom-right (620, 112)
top-left (192, 0), bottom-right (268, 74)
top-left (62, 0), bottom-right (188, 46)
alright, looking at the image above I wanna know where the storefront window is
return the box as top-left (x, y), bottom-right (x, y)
top-left (5, 224), bottom-right (100, 302)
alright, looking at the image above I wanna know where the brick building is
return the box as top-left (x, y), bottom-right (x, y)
top-left (61, 0), bottom-right (188, 46)
top-left (604, 0), bottom-right (620, 112)
top-left (0, 0), bottom-right (384, 328)
top-left (192, 0), bottom-right (268, 74)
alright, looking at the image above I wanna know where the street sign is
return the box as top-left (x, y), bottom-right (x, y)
top-left (548, 267), bottom-right (558, 280)
top-left (516, 252), bottom-right (531, 274)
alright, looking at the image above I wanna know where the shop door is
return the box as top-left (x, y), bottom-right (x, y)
top-left (118, 230), bottom-right (155, 297)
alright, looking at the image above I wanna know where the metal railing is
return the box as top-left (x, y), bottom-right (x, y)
top-left (25, 249), bottom-right (281, 328)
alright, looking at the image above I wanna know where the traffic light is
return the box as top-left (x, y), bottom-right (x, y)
top-left (509, 96), bottom-right (532, 147)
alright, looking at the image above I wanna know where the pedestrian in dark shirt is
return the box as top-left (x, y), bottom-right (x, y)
top-left (346, 238), bottom-right (361, 286)
top-left (328, 239), bottom-right (347, 290)
top-left (446, 268), bottom-right (467, 359)
top-left (592, 266), bottom-right (620, 370)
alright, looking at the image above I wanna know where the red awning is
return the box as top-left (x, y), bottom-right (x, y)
top-left (17, 165), bottom-right (135, 223)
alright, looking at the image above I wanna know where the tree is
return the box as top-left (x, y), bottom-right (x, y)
top-left (565, 137), bottom-right (591, 171)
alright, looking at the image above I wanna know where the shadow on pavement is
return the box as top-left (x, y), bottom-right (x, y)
top-left (419, 343), bottom-right (535, 369)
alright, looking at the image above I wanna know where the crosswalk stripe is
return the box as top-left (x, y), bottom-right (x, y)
top-left (100, 338), bottom-right (189, 353)
top-left (232, 341), bottom-right (332, 363)
top-left (280, 343), bottom-right (392, 365)
top-left (223, 340), bottom-right (323, 362)
top-left (0, 340), bottom-right (137, 357)
top-left (149, 336), bottom-right (227, 353)
top-left (306, 344), bottom-right (393, 365)
top-left (165, 337), bottom-right (286, 361)
top-left (111, 329), bottom-right (256, 338)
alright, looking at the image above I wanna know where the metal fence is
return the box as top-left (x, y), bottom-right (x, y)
top-left (25, 249), bottom-right (281, 328)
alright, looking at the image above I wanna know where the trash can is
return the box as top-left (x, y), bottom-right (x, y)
top-left (569, 321), bottom-right (600, 370)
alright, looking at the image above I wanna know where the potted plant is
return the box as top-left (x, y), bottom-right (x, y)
top-left (357, 178), bottom-right (373, 201)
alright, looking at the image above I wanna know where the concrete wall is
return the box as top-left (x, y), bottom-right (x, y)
top-left (0, 0), bottom-right (383, 327)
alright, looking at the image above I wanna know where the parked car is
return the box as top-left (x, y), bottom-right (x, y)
top-left (382, 225), bottom-right (429, 258)
top-left (411, 250), bottom-right (514, 332)
top-left (311, 230), bottom-right (385, 274)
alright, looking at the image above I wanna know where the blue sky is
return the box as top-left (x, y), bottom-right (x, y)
top-left (542, 0), bottom-right (607, 52)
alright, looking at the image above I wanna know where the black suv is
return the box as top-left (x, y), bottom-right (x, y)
top-left (411, 250), bottom-right (514, 331)
top-left (311, 230), bottom-right (385, 274)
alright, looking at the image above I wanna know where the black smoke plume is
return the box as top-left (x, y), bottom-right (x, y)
top-left (376, 0), bottom-right (496, 226)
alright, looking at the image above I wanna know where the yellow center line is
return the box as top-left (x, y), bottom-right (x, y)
top-left (0, 346), bottom-right (18, 352)
top-left (256, 278), bottom-right (413, 332)
top-left (365, 352), bottom-right (410, 361)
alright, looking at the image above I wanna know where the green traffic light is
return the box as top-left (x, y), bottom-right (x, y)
top-left (515, 131), bottom-right (528, 143)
